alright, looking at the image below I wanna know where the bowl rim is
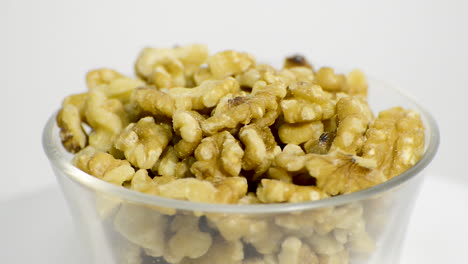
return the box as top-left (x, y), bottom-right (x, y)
top-left (42, 78), bottom-right (440, 214)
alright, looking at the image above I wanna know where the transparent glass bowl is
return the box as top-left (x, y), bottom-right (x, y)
top-left (43, 78), bottom-right (439, 264)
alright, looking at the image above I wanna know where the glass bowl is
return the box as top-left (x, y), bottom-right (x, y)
top-left (43, 78), bottom-right (439, 264)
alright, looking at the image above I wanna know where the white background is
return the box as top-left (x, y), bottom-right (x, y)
top-left (1, 0), bottom-right (467, 263)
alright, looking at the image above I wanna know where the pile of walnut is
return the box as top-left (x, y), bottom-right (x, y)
top-left (113, 202), bottom-right (374, 264)
top-left (57, 44), bottom-right (425, 264)
top-left (58, 44), bottom-right (425, 201)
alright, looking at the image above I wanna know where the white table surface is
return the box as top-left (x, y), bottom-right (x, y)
top-left (1, 0), bottom-right (468, 262)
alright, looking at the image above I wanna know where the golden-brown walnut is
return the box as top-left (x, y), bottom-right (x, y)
top-left (173, 110), bottom-right (204, 158)
top-left (281, 82), bottom-right (335, 123)
top-left (359, 107), bottom-right (405, 177)
top-left (240, 125), bottom-right (267, 170)
top-left (86, 91), bottom-right (127, 126)
top-left (152, 146), bottom-right (178, 177)
top-left (229, 89), bottom-right (280, 127)
top-left (135, 44), bottom-right (209, 86)
top-left (180, 235), bottom-right (243, 264)
top-left (306, 233), bottom-right (344, 255)
top-left (305, 152), bottom-right (385, 195)
top-left (207, 215), bottom-right (283, 255)
top-left (280, 99), bottom-right (320, 123)
top-left (247, 67), bottom-right (291, 99)
top-left (168, 77), bottom-right (240, 111)
top-left (302, 104), bottom-right (422, 195)
top-left (213, 176), bottom-right (249, 204)
top-left (193, 66), bottom-right (213, 86)
top-left (99, 77), bottom-right (145, 102)
top-left (157, 178), bottom-right (217, 202)
top-left (85, 90), bottom-right (129, 151)
top-left (89, 130), bottom-right (120, 156)
top-left (208, 93), bottom-right (233, 117)
top-left (315, 67), bottom-right (346, 93)
top-left (352, 107), bottom-right (424, 180)
top-left (175, 44), bottom-right (211, 75)
top-left (201, 90), bottom-right (278, 135)
top-left (290, 81), bottom-right (335, 112)
top-left (329, 96), bottom-right (373, 154)
top-left (257, 179), bottom-right (328, 203)
top-left (346, 220), bottom-right (375, 253)
top-left (114, 116), bottom-right (173, 169)
top-left (130, 86), bottom-right (190, 118)
top-left (164, 215), bottom-right (212, 263)
top-left (243, 221), bottom-right (284, 255)
top-left (130, 169), bottom-right (158, 195)
top-left (316, 67), bottom-right (368, 98)
top-left (72, 146), bottom-right (99, 170)
top-left (153, 174), bottom-right (177, 185)
top-left (207, 50), bottom-right (255, 79)
top-left (346, 69), bottom-right (368, 97)
top-left (157, 177), bottom-right (247, 204)
top-left (253, 146), bottom-right (282, 179)
top-left (278, 121), bottom-right (323, 145)
top-left (266, 167), bottom-right (293, 183)
top-left (173, 110), bottom-right (203, 144)
top-left (389, 110), bottom-right (425, 177)
top-left (173, 138), bottom-right (199, 165)
top-left (89, 155), bottom-right (132, 185)
top-left (73, 146), bottom-right (135, 185)
top-left (239, 125), bottom-right (279, 176)
top-left (274, 144), bottom-right (308, 172)
top-left (262, 66), bottom-right (294, 87)
top-left (236, 64), bottom-right (290, 103)
top-left (237, 192), bottom-right (261, 204)
top-left (280, 67), bottom-right (315, 85)
top-left (151, 58), bottom-right (185, 88)
top-left (191, 131), bottom-right (244, 180)
top-left (174, 156), bottom-right (197, 178)
top-left (312, 203), bottom-right (364, 235)
top-left (152, 147), bottom-right (195, 179)
top-left (235, 67), bottom-right (262, 88)
top-left (62, 92), bottom-right (88, 118)
top-left (317, 249), bottom-right (349, 264)
top-left (114, 203), bottom-right (168, 257)
top-left (207, 215), bottom-right (255, 241)
top-left (56, 104), bottom-right (87, 153)
top-left (220, 134), bottom-right (245, 176)
top-left (86, 68), bottom-right (124, 90)
top-left (86, 68), bottom-right (144, 102)
top-left (278, 236), bottom-right (319, 264)
top-left (251, 81), bottom-right (288, 103)
top-left (274, 212), bottom-right (315, 237)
